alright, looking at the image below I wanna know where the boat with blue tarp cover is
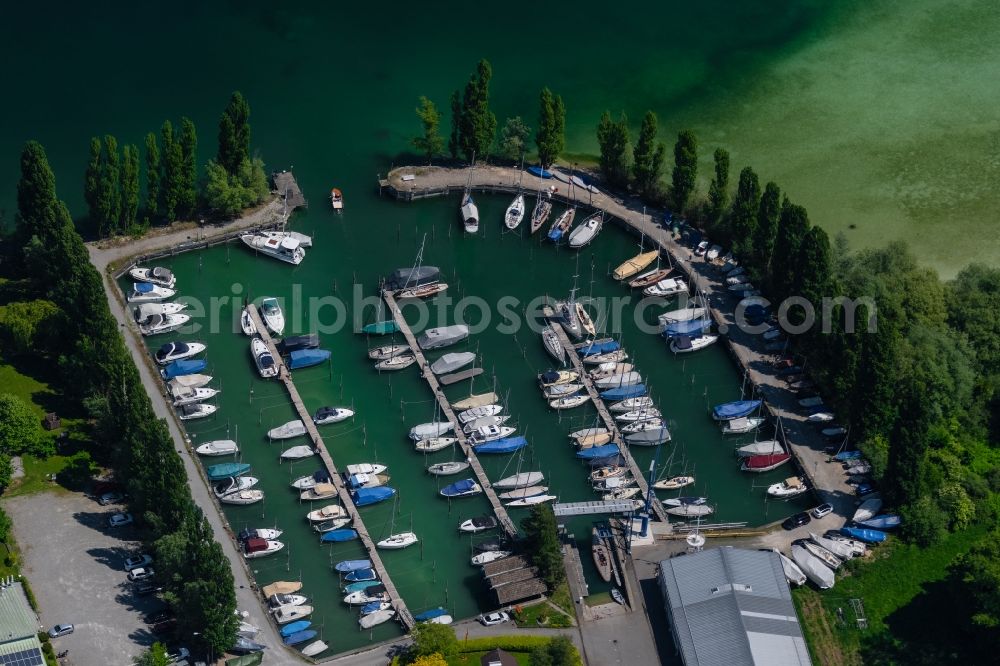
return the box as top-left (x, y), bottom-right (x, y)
top-left (335, 559), bottom-right (372, 572)
top-left (576, 444), bottom-right (621, 459)
top-left (361, 321), bottom-right (400, 335)
top-left (344, 568), bottom-right (377, 582)
top-left (840, 526), bottom-right (887, 543)
top-left (320, 529), bottom-right (359, 543)
top-left (344, 580), bottom-right (382, 594)
top-left (351, 486), bottom-right (396, 506)
top-left (206, 462), bottom-right (250, 481)
top-left (527, 165), bottom-right (552, 179)
top-left (661, 319), bottom-right (711, 337)
top-left (440, 479), bottom-right (482, 498)
top-left (856, 514), bottom-right (901, 530)
top-left (284, 630), bottom-right (317, 646)
top-left (288, 348), bottom-right (332, 369)
top-left (600, 384), bottom-right (646, 401)
top-left (473, 436), bottom-right (527, 454)
top-left (578, 340), bottom-right (620, 356)
top-left (414, 607), bottom-right (449, 622)
top-left (279, 620), bottom-right (311, 637)
top-left (160, 358), bottom-right (208, 380)
top-left (712, 400), bottom-right (762, 420)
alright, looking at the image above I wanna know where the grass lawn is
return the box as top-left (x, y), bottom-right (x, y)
top-left (447, 652), bottom-right (531, 666)
top-left (585, 591), bottom-right (611, 607)
top-left (513, 581), bottom-right (575, 628)
top-left (794, 525), bottom-right (988, 665)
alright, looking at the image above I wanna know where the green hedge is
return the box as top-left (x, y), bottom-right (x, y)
top-left (457, 636), bottom-right (576, 654)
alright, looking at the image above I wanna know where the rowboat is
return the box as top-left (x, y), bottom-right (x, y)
top-left (628, 267), bottom-right (671, 288)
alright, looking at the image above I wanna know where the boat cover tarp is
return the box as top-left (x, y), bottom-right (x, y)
top-left (284, 630), bottom-right (317, 646)
top-left (840, 526), bottom-right (887, 543)
top-left (263, 581), bottom-right (303, 597)
top-left (206, 462), bottom-right (251, 481)
top-left (599, 384), bottom-right (647, 401)
top-left (225, 653), bottom-right (263, 666)
top-left (161, 359), bottom-right (207, 380)
top-left (414, 607), bottom-right (448, 621)
top-left (473, 436), bottom-right (527, 454)
top-left (576, 444), bottom-right (622, 459)
top-left (662, 319), bottom-right (711, 337)
top-left (527, 165), bottom-right (552, 178)
top-left (335, 559), bottom-right (373, 572)
top-left (320, 529), bottom-right (359, 542)
top-left (279, 620), bottom-right (311, 637)
top-left (362, 321), bottom-right (400, 335)
top-left (712, 400), bottom-right (762, 420)
top-left (135, 282), bottom-right (155, 294)
top-left (352, 486), bottom-right (396, 506)
top-left (289, 348), bottom-right (331, 369)
top-left (578, 340), bottom-right (620, 356)
top-left (441, 479), bottom-right (478, 496)
top-left (385, 266), bottom-right (441, 291)
top-left (856, 514), bottom-right (901, 530)
top-left (277, 334), bottom-right (319, 354)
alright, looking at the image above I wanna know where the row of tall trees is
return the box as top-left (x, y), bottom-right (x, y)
top-left (411, 60), bottom-right (567, 168)
top-left (12, 142), bottom-right (237, 656)
top-left (84, 92), bottom-right (265, 236)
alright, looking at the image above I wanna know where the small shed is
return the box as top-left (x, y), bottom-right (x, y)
top-left (43, 413), bottom-right (60, 430)
top-left (480, 648), bottom-right (518, 666)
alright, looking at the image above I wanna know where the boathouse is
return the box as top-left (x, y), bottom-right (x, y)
top-left (658, 547), bottom-right (811, 666)
top-left (482, 555), bottom-right (547, 606)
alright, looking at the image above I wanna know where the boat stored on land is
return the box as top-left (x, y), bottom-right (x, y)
top-left (791, 545), bottom-right (835, 589)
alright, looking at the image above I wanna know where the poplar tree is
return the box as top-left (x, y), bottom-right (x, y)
top-left (729, 166), bottom-right (760, 259)
top-left (217, 91), bottom-right (250, 175)
top-left (707, 148), bottom-right (730, 220)
top-left (670, 130), bottom-right (698, 212)
top-left (178, 118), bottom-right (198, 217)
top-left (160, 120), bottom-right (182, 221)
top-left (448, 90), bottom-right (461, 160)
top-left (596, 111), bottom-right (631, 189)
top-left (632, 111), bottom-right (665, 198)
top-left (753, 182), bottom-right (781, 280)
top-left (120, 144), bottom-right (140, 233)
top-left (412, 96), bottom-right (444, 162)
top-left (535, 88), bottom-right (565, 169)
top-left (84, 138), bottom-right (102, 223)
top-left (769, 201), bottom-right (810, 302)
top-left (144, 132), bottom-right (161, 218)
top-left (96, 135), bottom-right (121, 237)
top-left (458, 59), bottom-right (496, 161)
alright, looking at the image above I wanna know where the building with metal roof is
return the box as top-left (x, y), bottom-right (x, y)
top-left (0, 580), bottom-right (45, 666)
top-left (658, 547), bottom-right (812, 666)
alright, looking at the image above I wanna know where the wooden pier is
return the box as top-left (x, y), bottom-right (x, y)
top-left (382, 293), bottom-right (518, 538)
top-left (543, 311), bottom-right (668, 522)
top-left (246, 304), bottom-right (415, 630)
top-left (272, 170), bottom-right (307, 210)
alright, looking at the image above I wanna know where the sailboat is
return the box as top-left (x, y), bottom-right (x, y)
top-left (460, 164), bottom-right (479, 233)
top-left (568, 212), bottom-right (604, 249)
top-left (613, 233), bottom-right (659, 280)
top-left (504, 193), bottom-right (525, 229)
top-left (541, 327), bottom-right (566, 365)
top-left (547, 207), bottom-right (576, 242)
top-left (557, 288), bottom-right (584, 339)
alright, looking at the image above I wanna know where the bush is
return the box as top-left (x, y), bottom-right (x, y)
top-left (900, 496), bottom-right (949, 546)
top-left (458, 636), bottom-right (551, 653)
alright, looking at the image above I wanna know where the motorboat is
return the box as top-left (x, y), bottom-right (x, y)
top-left (807, 412), bottom-right (835, 423)
top-left (242, 529), bottom-right (284, 543)
top-left (568, 212), bottom-right (603, 248)
top-left (288, 348), bottom-right (331, 370)
top-left (530, 198), bottom-right (552, 234)
top-left (206, 462), bottom-right (250, 481)
top-left (722, 417), bottom-right (766, 434)
top-left (299, 483), bottom-right (337, 501)
top-left (669, 334), bottom-right (719, 354)
top-left (344, 464), bottom-right (387, 477)
top-left (409, 422), bottom-right (454, 441)
top-left (280, 445), bottom-right (314, 460)
top-left (251, 337), bottom-right (278, 379)
top-left (547, 207), bottom-right (576, 242)
top-left (138, 313), bottom-right (189, 336)
top-left (609, 397), bottom-right (654, 412)
top-left (653, 476), bottom-right (694, 490)
top-left (767, 477), bottom-right (809, 498)
top-left (840, 526), bottom-right (887, 543)
top-left (790, 545), bottom-right (835, 589)
top-left (498, 485), bottom-right (548, 500)
top-left (398, 282), bottom-right (449, 300)
top-left (343, 586), bottom-right (388, 606)
top-left (301, 641), bottom-right (328, 658)
top-left (543, 383), bottom-right (583, 398)
top-left (694, 240), bottom-right (710, 256)
top-left (376, 354), bottom-right (416, 371)
top-left (772, 549), bottom-right (807, 586)
top-left (161, 360), bottom-right (209, 383)
top-left (800, 540), bottom-right (843, 570)
top-left (260, 298), bottom-right (285, 335)
top-left (240, 307), bottom-right (256, 336)
top-left (589, 362), bottom-right (635, 379)
top-left (431, 352), bottom-right (476, 375)
top-left (415, 437), bottom-right (457, 453)
top-left (220, 489), bottom-right (264, 505)
top-left (712, 400), bottom-right (762, 420)
top-left (344, 568), bottom-right (377, 583)
top-left (272, 604), bottom-right (314, 624)
top-left (214, 476), bottom-right (259, 497)
top-left (644, 278), bottom-right (688, 297)
top-left (377, 532), bottom-right (418, 549)
top-left (330, 187), bottom-right (344, 210)
top-left (741, 453), bottom-right (791, 472)
top-left (494, 472), bottom-right (544, 489)
top-left (613, 250), bottom-right (659, 280)
top-left (196, 439), bottom-right (238, 456)
top-left (240, 232), bottom-right (305, 265)
top-left (658, 302), bottom-right (706, 324)
top-left (462, 415), bottom-right (511, 433)
top-left (542, 328), bottom-right (565, 365)
top-left (616, 409), bottom-right (662, 423)
top-left (583, 350), bottom-right (628, 365)
top-left (457, 404), bottom-right (502, 423)
top-left (307, 505), bottom-right (348, 522)
top-left (178, 403), bottom-right (216, 420)
top-left (459, 516), bottom-right (498, 533)
top-left (243, 537), bottom-right (284, 558)
top-left (538, 370), bottom-right (579, 387)
top-left (504, 193), bottom-right (525, 229)
top-left (268, 420), bottom-right (306, 440)
top-left (167, 373), bottom-right (212, 392)
top-left (154, 341), bottom-right (205, 365)
top-left (467, 425), bottom-right (516, 443)
top-left (359, 609), bottom-right (396, 629)
top-left (460, 192), bottom-right (479, 233)
top-left (368, 344), bottom-right (410, 360)
top-left (664, 503), bottom-right (714, 517)
top-left (810, 533), bottom-right (855, 560)
top-left (352, 486), bottom-right (396, 507)
top-left (852, 498), bottom-right (883, 523)
top-left (287, 231), bottom-right (312, 247)
top-left (592, 528), bottom-right (613, 583)
top-left (342, 472), bottom-right (389, 490)
top-left (292, 469), bottom-right (331, 490)
top-left (440, 479), bottom-right (482, 498)
top-left (133, 302), bottom-right (187, 320)
top-left (129, 266), bottom-right (175, 288)
top-left (418, 325), bottom-right (469, 350)
top-left (595, 372), bottom-right (642, 388)
top-left (313, 406), bottom-right (354, 425)
top-left (128, 282), bottom-right (175, 303)
top-left (629, 267), bottom-right (671, 289)
top-left (471, 550), bottom-right (510, 566)
top-left (428, 461), bottom-right (470, 476)
top-left (549, 395), bottom-right (590, 410)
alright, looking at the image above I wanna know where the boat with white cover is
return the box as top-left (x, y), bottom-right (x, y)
top-left (773, 549), bottom-right (807, 586)
top-left (431, 352), bottom-right (476, 375)
top-left (414, 437), bottom-right (457, 453)
top-left (220, 489), bottom-right (264, 505)
top-left (196, 440), bottom-right (238, 456)
top-left (280, 445), bottom-right (314, 460)
top-left (568, 212), bottom-right (603, 248)
top-left (268, 420), bottom-right (306, 440)
top-left (409, 422), bottom-right (454, 441)
top-left (427, 461), bottom-right (470, 476)
top-left (457, 404), bottom-right (502, 423)
top-left (494, 472), bottom-right (544, 489)
top-left (417, 325), bottom-right (469, 350)
top-left (722, 416), bottom-right (765, 434)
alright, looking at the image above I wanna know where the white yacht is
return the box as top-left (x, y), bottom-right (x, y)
top-left (240, 231), bottom-right (305, 265)
top-left (260, 297), bottom-right (285, 335)
top-left (138, 313), bottom-right (189, 336)
top-left (128, 282), bottom-right (176, 303)
top-left (129, 266), bottom-right (175, 288)
top-left (251, 337), bottom-right (278, 378)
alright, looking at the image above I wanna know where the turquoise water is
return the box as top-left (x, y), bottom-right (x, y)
top-left (123, 192), bottom-right (808, 654)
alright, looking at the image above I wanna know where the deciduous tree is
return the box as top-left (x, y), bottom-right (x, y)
top-left (596, 111), bottom-right (630, 189)
top-left (120, 144), bottom-right (141, 233)
top-left (535, 88), bottom-right (565, 169)
top-left (409, 622), bottom-right (457, 660)
top-left (707, 148), bottom-right (729, 221)
top-left (498, 116), bottom-right (531, 161)
top-left (412, 96), bottom-right (444, 162)
top-left (0, 393), bottom-right (49, 458)
top-left (144, 132), bottom-right (161, 218)
top-left (670, 130), bottom-right (698, 212)
top-left (632, 111), bottom-right (665, 198)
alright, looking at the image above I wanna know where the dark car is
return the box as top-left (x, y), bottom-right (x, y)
top-left (151, 619), bottom-right (177, 635)
top-left (143, 609), bottom-right (172, 625)
top-left (782, 512), bottom-right (812, 530)
top-left (135, 581), bottom-right (164, 596)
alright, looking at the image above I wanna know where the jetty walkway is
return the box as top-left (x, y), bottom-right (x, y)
top-left (542, 313), bottom-right (668, 523)
top-left (382, 293), bottom-right (519, 538)
top-left (248, 304), bottom-right (416, 631)
top-left (380, 165), bottom-right (857, 523)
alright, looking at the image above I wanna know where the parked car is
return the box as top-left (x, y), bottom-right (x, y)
top-left (143, 609), bottom-right (173, 625)
top-left (782, 512), bottom-right (812, 530)
top-left (812, 503), bottom-right (834, 519)
top-left (150, 618), bottom-right (177, 635)
top-left (124, 554), bottom-right (153, 572)
top-left (478, 611), bottom-right (510, 626)
top-left (48, 624), bottom-right (74, 638)
top-left (108, 513), bottom-right (134, 528)
top-left (127, 567), bottom-right (155, 582)
top-left (98, 491), bottom-right (124, 506)
top-left (135, 581), bottom-right (164, 596)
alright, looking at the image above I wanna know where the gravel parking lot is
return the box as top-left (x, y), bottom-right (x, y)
top-left (4, 491), bottom-right (165, 666)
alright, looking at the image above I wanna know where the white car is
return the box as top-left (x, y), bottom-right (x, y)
top-left (478, 611), bottom-right (510, 626)
top-left (124, 554), bottom-right (153, 572)
top-left (108, 513), bottom-right (134, 528)
top-left (127, 567), bottom-right (155, 582)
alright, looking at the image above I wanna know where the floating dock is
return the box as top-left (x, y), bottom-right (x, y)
top-left (382, 293), bottom-right (518, 538)
top-left (247, 304), bottom-right (414, 630)
top-left (542, 312), bottom-right (668, 523)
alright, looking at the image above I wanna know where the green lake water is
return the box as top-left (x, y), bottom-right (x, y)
top-left (122, 194), bottom-right (809, 654)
